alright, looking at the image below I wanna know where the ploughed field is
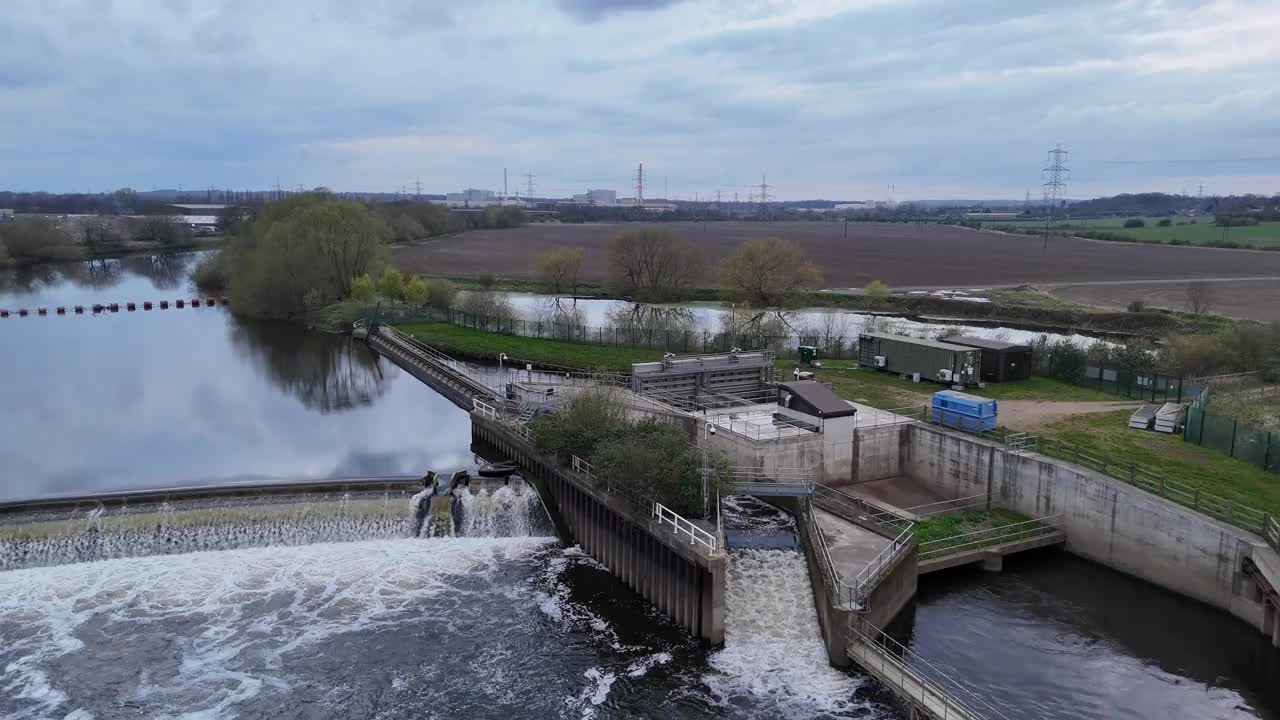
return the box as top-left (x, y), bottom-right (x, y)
top-left (391, 221), bottom-right (1280, 291)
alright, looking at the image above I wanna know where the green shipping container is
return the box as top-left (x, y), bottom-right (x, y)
top-left (857, 332), bottom-right (981, 386)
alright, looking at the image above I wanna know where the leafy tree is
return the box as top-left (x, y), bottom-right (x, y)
top-left (720, 237), bottom-right (822, 307)
top-left (607, 228), bottom-right (703, 301)
top-left (224, 195), bottom-right (389, 319)
top-left (863, 280), bottom-right (890, 304)
top-left (1123, 218), bottom-right (1145, 228)
top-left (478, 272), bottom-right (496, 290)
top-left (403, 275), bottom-right (428, 305)
top-left (1156, 218), bottom-right (1172, 227)
top-left (377, 266), bottom-right (406, 301)
top-left (350, 274), bottom-right (377, 303)
top-left (537, 246), bottom-right (586, 295)
top-left (424, 278), bottom-right (458, 310)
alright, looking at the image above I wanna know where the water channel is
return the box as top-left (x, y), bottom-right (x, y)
top-left (0, 253), bottom-right (1275, 719)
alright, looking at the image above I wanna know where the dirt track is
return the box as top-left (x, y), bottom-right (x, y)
top-left (392, 221), bottom-right (1280, 292)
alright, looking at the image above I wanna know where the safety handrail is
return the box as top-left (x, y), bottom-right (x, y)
top-left (902, 493), bottom-right (989, 518)
top-left (850, 524), bottom-right (915, 607)
top-left (653, 502), bottom-right (719, 554)
top-left (917, 516), bottom-right (1063, 560)
top-left (472, 398), bottom-right (499, 420)
top-left (571, 454), bottom-right (595, 478)
top-left (1266, 515), bottom-right (1279, 552)
top-left (847, 621), bottom-right (1014, 720)
top-left (814, 484), bottom-right (913, 535)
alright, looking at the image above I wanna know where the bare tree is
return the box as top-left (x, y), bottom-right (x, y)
top-left (719, 237), bottom-right (822, 307)
top-left (608, 229), bottom-right (704, 301)
top-left (537, 247), bottom-right (585, 295)
top-left (1185, 282), bottom-right (1214, 316)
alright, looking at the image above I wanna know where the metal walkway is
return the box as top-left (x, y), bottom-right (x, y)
top-left (364, 324), bottom-right (497, 409)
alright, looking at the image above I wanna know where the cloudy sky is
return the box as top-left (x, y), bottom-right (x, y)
top-left (2, 0), bottom-right (1278, 200)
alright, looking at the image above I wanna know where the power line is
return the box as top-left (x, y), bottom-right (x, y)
top-left (758, 174), bottom-right (770, 205)
top-left (1041, 143), bottom-right (1070, 249)
top-left (525, 170), bottom-right (535, 198)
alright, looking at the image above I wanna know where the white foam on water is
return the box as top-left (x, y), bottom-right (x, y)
top-left (626, 652), bottom-right (672, 678)
top-left (456, 482), bottom-right (541, 538)
top-left (0, 536), bottom-right (554, 720)
top-left (703, 549), bottom-right (881, 719)
top-left (534, 546), bottom-right (632, 651)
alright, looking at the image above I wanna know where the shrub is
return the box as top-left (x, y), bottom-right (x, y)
top-left (350, 274), bottom-right (377, 303)
top-left (1126, 299), bottom-right (1146, 312)
top-left (403, 276), bottom-right (428, 305)
top-left (1156, 218), bottom-right (1172, 227)
top-left (190, 251), bottom-right (227, 292)
top-left (863, 280), bottom-right (890, 304)
top-left (424, 278), bottom-right (458, 310)
top-left (478, 272), bottom-right (496, 290)
top-left (377, 267), bottom-right (405, 301)
top-left (1123, 218), bottom-right (1145, 228)
top-left (456, 290), bottom-right (515, 329)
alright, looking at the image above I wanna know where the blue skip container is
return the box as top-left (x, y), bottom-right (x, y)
top-left (930, 390), bottom-right (998, 432)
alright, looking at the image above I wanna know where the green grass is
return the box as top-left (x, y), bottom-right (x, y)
top-left (912, 509), bottom-right (1032, 546)
top-left (989, 218), bottom-right (1280, 249)
top-left (394, 322), bottom-right (662, 371)
top-left (975, 376), bottom-right (1117, 402)
top-left (798, 361), bottom-right (1117, 408)
top-left (1037, 410), bottom-right (1280, 517)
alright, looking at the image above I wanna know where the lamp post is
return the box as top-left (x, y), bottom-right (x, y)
top-left (702, 421), bottom-right (715, 519)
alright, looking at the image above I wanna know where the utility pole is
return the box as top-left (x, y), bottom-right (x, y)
top-left (503, 168), bottom-right (507, 201)
top-left (635, 162), bottom-right (645, 204)
top-left (664, 176), bottom-right (668, 201)
top-left (525, 171), bottom-right (535, 198)
top-left (1041, 144), bottom-right (1070, 250)
top-left (758, 174), bottom-right (770, 204)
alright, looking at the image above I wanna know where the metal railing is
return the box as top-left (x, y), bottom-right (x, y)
top-left (570, 454), bottom-right (595, 478)
top-left (857, 404), bottom-right (929, 428)
top-left (850, 525), bottom-right (915, 608)
top-left (1032, 435), bottom-right (1272, 536)
top-left (707, 413), bottom-right (825, 443)
top-left (917, 515), bottom-right (1063, 561)
top-left (1266, 515), bottom-right (1280, 552)
top-left (814, 483), bottom-right (913, 537)
top-left (472, 398), bottom-right (499, 420)
top-left (654, 502), bottom-right (719, 554)
top-left (902, 493), bottom-right (990, 518)
top-left (846, 621), bottom-right (1014, 720)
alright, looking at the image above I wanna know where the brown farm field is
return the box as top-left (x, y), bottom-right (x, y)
top-left (391, 222), bottom-right (1280, 317)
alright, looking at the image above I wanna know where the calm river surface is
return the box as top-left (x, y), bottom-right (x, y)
top-left (0, 254), bottom-right (1275, 719)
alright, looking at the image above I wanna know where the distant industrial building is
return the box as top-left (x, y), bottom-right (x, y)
top-left (963, 212), bottom-right (1020, 221)
top-left (444, 189), bottom-right (525, 208)
top-left (569, 189), bottom-right (618, 206)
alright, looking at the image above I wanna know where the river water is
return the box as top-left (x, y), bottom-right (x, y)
top-left (1, 254), bottom-right (1275, 719)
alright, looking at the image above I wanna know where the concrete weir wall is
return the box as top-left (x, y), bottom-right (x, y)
top-left (471, 416), bottom-right (726, 644)
top-left (904, 423), bottom-right (1271, 636)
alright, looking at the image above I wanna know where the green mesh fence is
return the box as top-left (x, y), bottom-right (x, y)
top-left (1184, 406), bottom-right (1280, 474)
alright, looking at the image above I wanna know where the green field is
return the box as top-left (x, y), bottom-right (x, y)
top-left (394, 322), bottom-right (661, 371)
top-left (1037, 410), bottom-right (1280, 517)
top-left (801, 361), bottom-right (1115, 409)
top-left (988, 218), bottom-right (1280, 250)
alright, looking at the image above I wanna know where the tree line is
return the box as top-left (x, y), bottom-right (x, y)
top-left (0, 215), bottom-right (196, 265)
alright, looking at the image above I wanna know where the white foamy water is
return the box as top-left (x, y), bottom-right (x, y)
top-left (456, 482), bottom-right (542, 538)
top-left (705, 549), bottom-right (882, 719)
top-left (0, 537), bottom-right (554, 720)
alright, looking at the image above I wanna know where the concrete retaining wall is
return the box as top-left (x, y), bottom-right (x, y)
top-left (903, 423), bottom-right (1269, 636)
top-left (848, 424), bottom-right (907, 485)
top-left (795, 503), bottom-right (854, 667)
top-left (473, 416), bottom-right (726, 643)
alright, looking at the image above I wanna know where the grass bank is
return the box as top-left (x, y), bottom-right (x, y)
top-left (1036, 410), bottom-right (1280, 517)
top-left (393, 321), bottom-right (662, 371)
top-left (912, 509), bottom-right (1032, 546)
top-left (798, 360), bottom-right (1116, 409)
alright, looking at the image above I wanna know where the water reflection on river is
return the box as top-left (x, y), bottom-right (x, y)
top-left (0, 253), bottom-right (472, 502)
top-left (903, 550), bottom-right (1279, 720)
